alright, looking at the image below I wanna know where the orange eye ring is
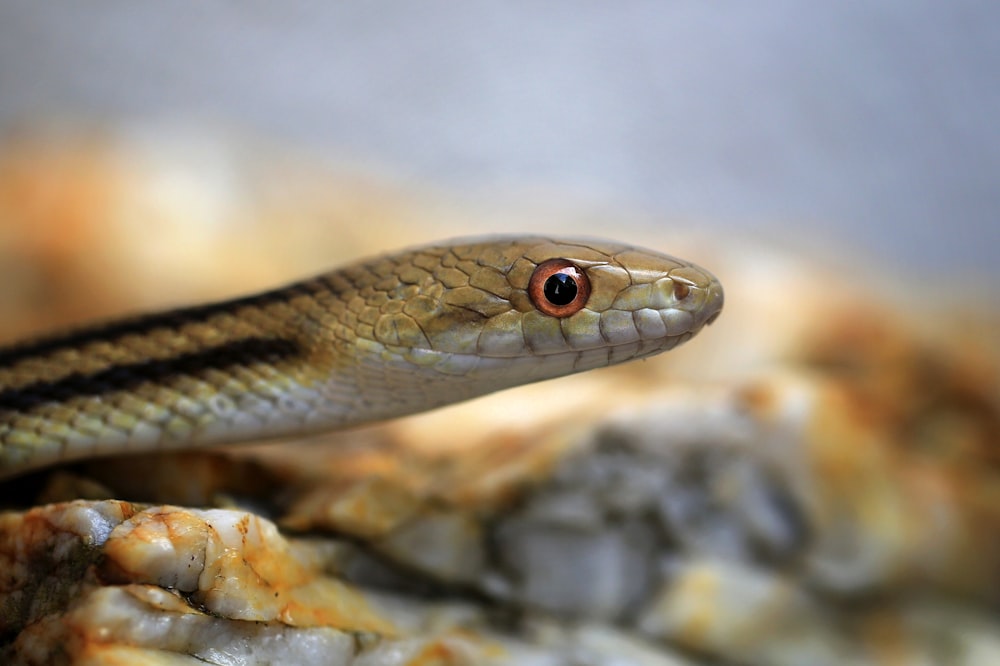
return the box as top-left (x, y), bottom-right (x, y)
top-left (528, 259), bottom-right (591, 318)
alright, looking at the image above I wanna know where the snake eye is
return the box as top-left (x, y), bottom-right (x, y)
top-left (528, 259), bottom-right (591, 317)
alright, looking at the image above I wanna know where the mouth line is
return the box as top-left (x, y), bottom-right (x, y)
top-left (471, 331), bottom-right (696, 361)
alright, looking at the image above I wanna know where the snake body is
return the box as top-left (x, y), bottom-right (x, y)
top-left (0, 236), bottom-right (723, 479)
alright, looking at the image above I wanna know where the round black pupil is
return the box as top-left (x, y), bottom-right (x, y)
top-left (543, 272), bottom-right (577, 305)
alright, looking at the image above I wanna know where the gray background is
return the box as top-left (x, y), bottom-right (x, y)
top-left (0, 2), bottom-right (997, 282)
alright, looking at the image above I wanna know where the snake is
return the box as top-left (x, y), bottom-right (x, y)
top-left (0, 236), bottom-right (723, 480)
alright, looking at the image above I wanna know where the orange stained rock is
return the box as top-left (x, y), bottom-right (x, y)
top-left (430, 426), bottom-right (579, 510)
top-left (736, 373), bottom-right (1000, 600)
top-left (282, 476), bottom-right (423, 537)
top-left (99, 505), bottom-right (396, 634)
top-left (667, 564), bottom-right (720, 648)
top-left (7, 583), bottom-right (367, 664)
top-left (402, 637), bottom-right (483, 666)
top-left (279, 423), bottom-right (580, 535)
top-left (863, 609), bottom-right (910, 666)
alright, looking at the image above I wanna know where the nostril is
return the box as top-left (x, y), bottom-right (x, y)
top-left (672, 280), bottom-right (690, 300)
top-left (706, 311), bottom-right (721, 325)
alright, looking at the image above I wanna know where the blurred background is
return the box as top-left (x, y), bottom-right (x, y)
top-left (0, 1), bottom-right (997, 284)
top-left (0, 4), bottom-right (997, 665)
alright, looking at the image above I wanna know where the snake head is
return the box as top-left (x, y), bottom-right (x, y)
top-left (330, 236), bottom-right (723, 411)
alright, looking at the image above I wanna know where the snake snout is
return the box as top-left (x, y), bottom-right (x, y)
top-left (702, 278), bottom-right (725, 326)
top-left (662, 265), bottom-right (724, 331)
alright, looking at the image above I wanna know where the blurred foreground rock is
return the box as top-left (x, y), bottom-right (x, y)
top-left (0, 129), bottom-right (997, 665)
